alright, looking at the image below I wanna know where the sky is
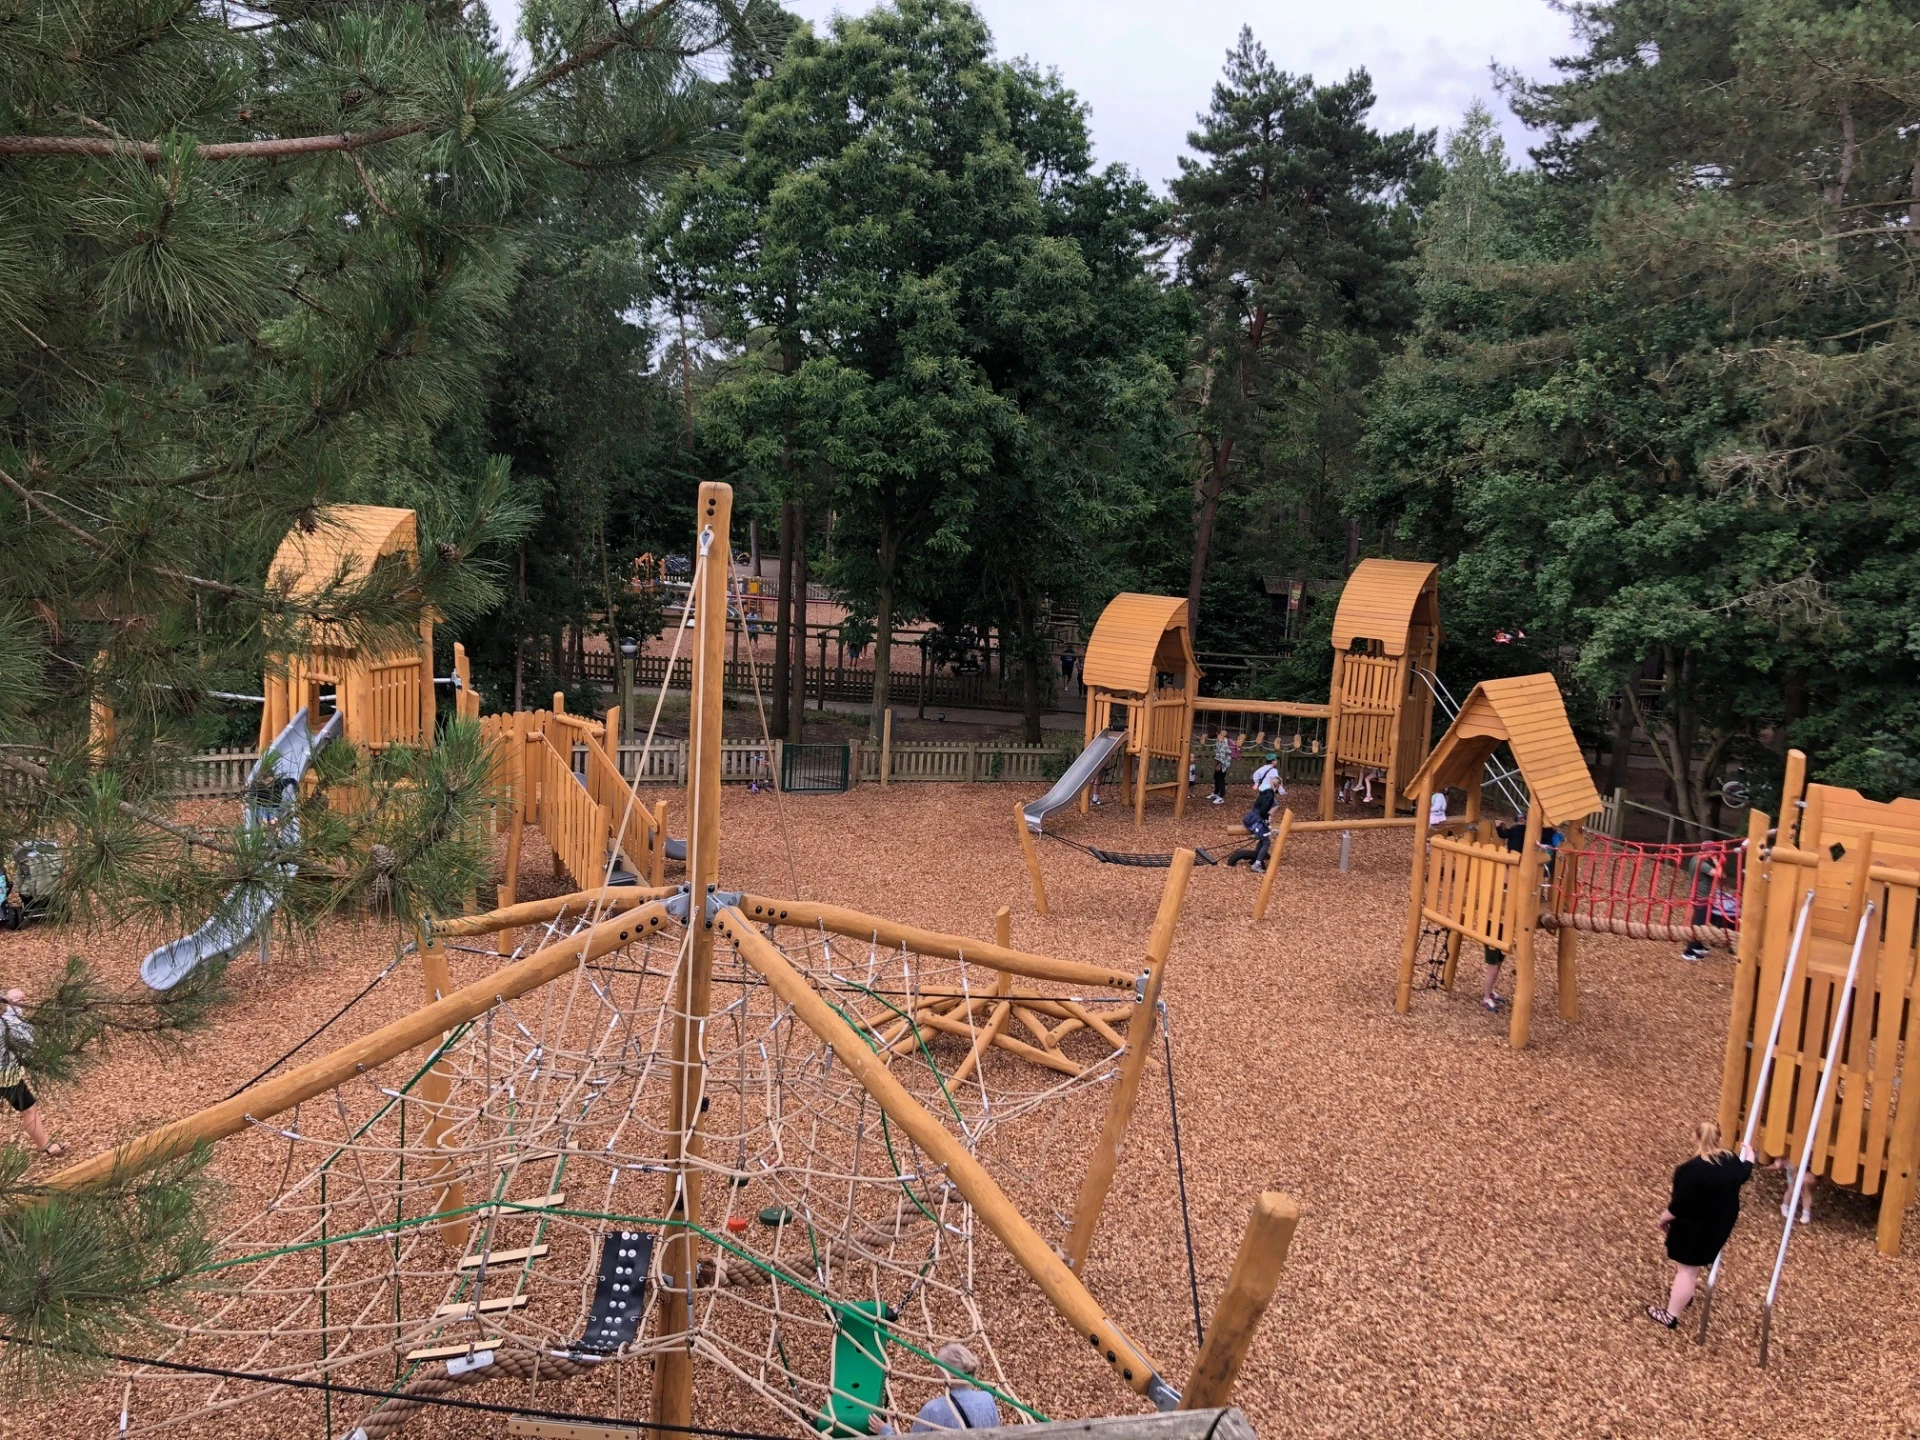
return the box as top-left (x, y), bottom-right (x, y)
top-left (484, 1), bottom-right (1581, 190)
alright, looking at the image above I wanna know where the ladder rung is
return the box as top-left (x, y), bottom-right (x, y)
top-left (434, 1294), bottom-right (530, 1319)
top-left (458, 1244), bottom-right (549, 1270)
top-left (476, 1192), bottom-right (566, 1217)
top-left (406, 1338), bottom-right (503, 1361)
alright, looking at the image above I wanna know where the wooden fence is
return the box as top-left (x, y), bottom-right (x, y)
top-left (592, 654), bottom-right (1060, 713)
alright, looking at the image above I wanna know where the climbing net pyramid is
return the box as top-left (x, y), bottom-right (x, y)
top-left (122, 904), bottom-right (1146, 1438)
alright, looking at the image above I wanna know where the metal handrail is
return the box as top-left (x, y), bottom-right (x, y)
top-left (1414, 667), bottom-right (1530, 813)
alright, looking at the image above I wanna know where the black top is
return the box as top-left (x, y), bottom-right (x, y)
top-left (1665, 1154), bottom-right (1754, 1265)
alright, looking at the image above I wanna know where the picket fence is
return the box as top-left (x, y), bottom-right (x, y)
top-left (155, 738), bottom-right (1068, 797)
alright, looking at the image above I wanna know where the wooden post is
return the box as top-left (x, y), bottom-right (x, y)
top-left (1395, 773), bottom-right (1436, 1013)
top-left (954, 914), bottom-right (1014, 1088)
top-left (1320, 652), bottom-right (1344, 822)
top-left (1554, 820), bottom-right (1583, 1021)
top-left (650, 799), bottom-right (668, 888)
top-left (881, 706), bottom-right (893, 785)
top-left (1016, 801), bottom-right (1049, 916)
top-left (1133, 696), bottom-right (1153, 830)
top-left (651, 482), bottom-right (731, 1440)
top-left (419, 614), bottom-right (437, 743)
top-left (498, 714), bottom-right (528, 924)
top-left (1717, 805), bottom-right (1775, 1142)
top-left (994, 905), bottom-right (1011, 951)
top-left (1780, 747), bottom-right (1808, 847)
top-left (1381, 651), bottom-right (1412, 818)
top-left (712, 906), bottom-right (1175, 1405)
top-left (1507, 804), bottom-right (1546, 1049)
top-left (1065, 850), bottom-right (1194, 1274)
top-left (1251, 808), bottom-right (1296, 922)
top-left (415, 926), bottom-right (468, 1248)
top-left (1180, 1191), bottom-right (1300, 1410)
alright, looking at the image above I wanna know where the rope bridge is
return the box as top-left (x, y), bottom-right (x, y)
top-left (1546, 834), bottom-right (1746, 948)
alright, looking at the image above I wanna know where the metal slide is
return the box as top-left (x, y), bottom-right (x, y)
top-left (140, 707), bottom-right (343, 992)
top-left (1021, 727), bottom-right (1128, 834)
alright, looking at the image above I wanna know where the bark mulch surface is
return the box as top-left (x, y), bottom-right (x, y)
top-left (2, 781), bottom-right (1914, 1438)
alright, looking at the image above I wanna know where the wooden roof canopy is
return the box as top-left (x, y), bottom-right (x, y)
top-left (1080, 593), bottom-right (1198, 696)
top-left (267, 504), bottom-right (419, 650)
top-left (1403, 673), bottom-right (1602, 827)
top-left (1330, 559), bottom-right (1441, 655)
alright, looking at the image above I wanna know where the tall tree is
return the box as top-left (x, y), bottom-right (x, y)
top-left (1170, 29), bottom-right (1431, 635)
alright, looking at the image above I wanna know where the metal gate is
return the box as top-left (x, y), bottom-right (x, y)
top-left (781, 743), bottom-right (850, 793)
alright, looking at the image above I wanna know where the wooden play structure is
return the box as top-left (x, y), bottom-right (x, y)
top-left (259, 504), bottom-right (438, 752)
top-left (1321, 559), bottom-right (1441, 819)
top-left (1717, 750), bottom-right (1920, 1256)
top-left (1077, 593), bottom-right (1200, 826)
top-left (481, 696), bottom-right (673, 907)
top-left (1396, 673), bottom-right (1602, 1049)
top-left (49, 483), bottom-right (1300, 1439)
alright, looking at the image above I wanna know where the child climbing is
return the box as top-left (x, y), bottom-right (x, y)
top-left (1649, 1121), bottom-right (1755, 1330)
top-left (0, 988), bottom-right (63, 1158)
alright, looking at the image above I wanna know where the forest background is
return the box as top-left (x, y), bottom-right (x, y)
top-left (9, 0), bottom-right (1920, 860)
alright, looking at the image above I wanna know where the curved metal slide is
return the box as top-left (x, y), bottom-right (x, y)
top-left (1020, 727), bottom-right (1127, 834)
top-left (140, 707), bottom-right (343, 992)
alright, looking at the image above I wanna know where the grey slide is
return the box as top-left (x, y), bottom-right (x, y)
top-left (1020, 727), bottom-right (1128, 834)
top-left (140, 707), bottom-right (343, 992)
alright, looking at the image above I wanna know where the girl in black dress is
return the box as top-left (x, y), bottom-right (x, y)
top-left (1649, 1120), bottom-right (1754, 1328)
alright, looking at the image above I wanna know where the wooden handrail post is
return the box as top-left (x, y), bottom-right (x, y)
top-left (1181, 1192), bottom-right (1300, 1410)
top-left (1065, 849), bottom-right (1194, 1274)
top-left (1320, 652), bottom-right (1344, 823)
top-left (1507, 804), bottom-right (1546, 1049)
top-left (651, 482), bottom-right (731, 1440)
top-left (1016, 801), bottom-right (1049, 916)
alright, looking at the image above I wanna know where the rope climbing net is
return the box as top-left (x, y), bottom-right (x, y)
top-left (1550, 834), bottom-right (1747, 948)
top-left (119, 913), bottom-right (1131, 1439)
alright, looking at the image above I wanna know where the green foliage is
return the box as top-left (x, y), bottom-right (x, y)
top-left (0, 1146), bottom-right (217, 1392)
top-left (13, 956), bottom-right (229, 1087)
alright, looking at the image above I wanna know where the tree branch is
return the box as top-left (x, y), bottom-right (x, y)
top-left (0, 752), bottom-right (245, 857)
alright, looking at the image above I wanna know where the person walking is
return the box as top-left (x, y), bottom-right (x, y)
top-left (1251, 750), bottom-right (1285, 801)
top-left (869, 1342), bottom-right (1001, 1432)
top-left (0, 988), bottom-right (63, 1158)
top-left (1059, 645), bottom-right (1078, 692)
top-left (1649, 1121), bottom-right (1755, 1329)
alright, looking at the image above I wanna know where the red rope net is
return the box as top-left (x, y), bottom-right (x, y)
top-left (1551, 835), bottom-right (1747, 948)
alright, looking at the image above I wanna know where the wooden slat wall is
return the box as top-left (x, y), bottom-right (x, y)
top-left (1081, 593), bottom-right (1190, 695)
top-left (1423, 836), bottom-right (1519, 950)
top-left (1329, 559), bottom-right (1437, 656)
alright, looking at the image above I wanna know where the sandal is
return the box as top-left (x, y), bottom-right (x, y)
top-left (41, 1141), bottom-right (66, 1159)
top-left (1646, 1306), bottom-right (1677, 1330)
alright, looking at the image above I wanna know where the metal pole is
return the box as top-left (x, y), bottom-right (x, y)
top-left (1758, 898), bottom-right (1875, 1368)
top-left (1696, 888), bottom-right (1815, 1344)
top-left (1338, 829), bottom-right (1352, 872)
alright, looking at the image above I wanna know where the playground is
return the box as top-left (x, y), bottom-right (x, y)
top-left (6, 492), bottom-right (1918, 1440)
top-left (4, 779), bottom-right (1917, 1439)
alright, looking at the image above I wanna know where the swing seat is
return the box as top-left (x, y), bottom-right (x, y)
top-left (813, 1300), bottom-right (895, 1438)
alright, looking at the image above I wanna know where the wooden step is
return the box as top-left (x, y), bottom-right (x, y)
top-left (434, 1294), bottom-right (530, 1319)
top-left (406, 1338), bottom-right (503, 1362)
top-left (458, 1244), bottom-right (549, 1270)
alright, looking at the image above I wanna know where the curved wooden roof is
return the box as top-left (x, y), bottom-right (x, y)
top-left (269, 505), bottom-right (417, 601)
top-left (1082, 593), bottom-right (1196, 696)
top-left (1330, 559), bottom-right (1440, 656)
top-left (1403, 673), bottom-right (1602, 827)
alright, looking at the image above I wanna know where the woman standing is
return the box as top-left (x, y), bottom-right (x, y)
top-left (1648, 1120), bottom-right (1753, 1329)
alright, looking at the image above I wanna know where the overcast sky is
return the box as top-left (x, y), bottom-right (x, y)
top-left (484, 1), bottom-right (1580, 189)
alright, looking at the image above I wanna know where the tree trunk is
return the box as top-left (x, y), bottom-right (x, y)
top-left (868, 497), bottom-right (898, 738)
top-left (770, 501), bottom-right (793, 739)
top-left (513, 541), bottom-right (527, 711)
top-left (1605, 691), bottom-right (1634, 798)
top-left (1015, 594), bottom-right (1042, 744)
top-left (1186, 436), bottom-right (1232, 631)
top-left (1345, 519), bottom-right (1361, 573)
top-left (788, 501), bottom-right (807, 742)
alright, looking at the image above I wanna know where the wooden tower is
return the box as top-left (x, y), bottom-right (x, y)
top-left (1395, 673), bottom-right (1602, 1048)
top-left (259, 504), bottom-right (435, 752)
top-left (1079, 594), bottom-right (1200, 828)
top-left (1323, 559), bottom-right (1441, 820)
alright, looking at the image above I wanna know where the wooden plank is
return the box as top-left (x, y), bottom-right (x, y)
top-left (476, 1192), bottom-right (566, 1217)
top-left (434, 1295), bottom-right (530, 1319)
top-left (457, 1244), bottom-right (549, 1270)
top-left (1181, 1192), bottom-right (1299, 1409)
top-left (510, 1419), bottom-right (641, 1440)
top-left (1863, 878), bottom-right (1919, 1193)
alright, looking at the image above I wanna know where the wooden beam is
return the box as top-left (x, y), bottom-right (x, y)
top-left (1065, 850), bottom-right (1193, 1275)
top-left (652, 481), bottom-right (732, 1440)
top-left (713, 906), bottom-right (1176, 1406)
top-left (432, 885), bottom-right (682, 938)
top-left (1251, 808), bottom-right (1296, 922)
top-left (1016, 800), bottom-right (1050, 916)
top-left (1507, 805), bottom-right (1547, 1049)
top-left (1394, 774), bottom-right (1435, 1014)
top-left (734, 895), bottom-right (1133, 992)
top-left (1181, 1192), bottom-right (1300, 1410)
top-left (40, 901), bottom-right (677, 1194)
top-left (457, 1244), bottom-right (548, 1269)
